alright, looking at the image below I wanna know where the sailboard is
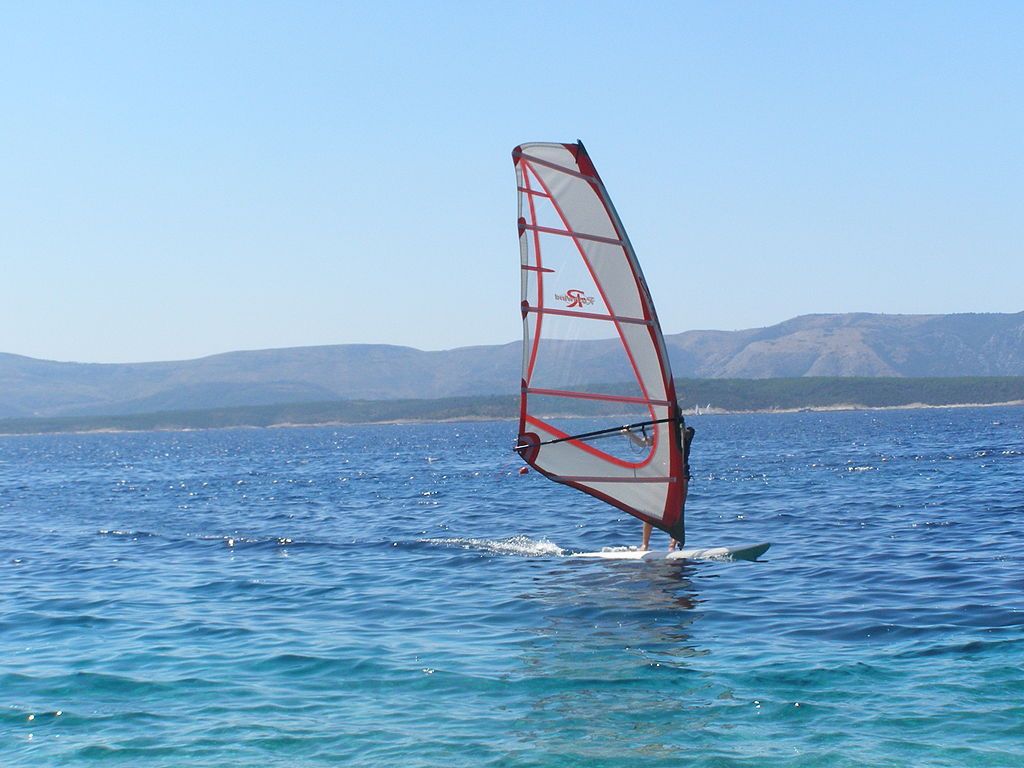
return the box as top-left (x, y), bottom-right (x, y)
top-left (572, 543), bottom-right (771, 562)
top-left (511, 140), bottom-right (769, 559)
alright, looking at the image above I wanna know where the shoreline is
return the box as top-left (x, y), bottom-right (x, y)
top-left (691, 398), bottom-right (1024, 416)
top-left (2, 398), bottom-right (1021, 437)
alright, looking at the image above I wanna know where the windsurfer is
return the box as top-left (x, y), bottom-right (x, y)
top-left (514, 142), bottom-right (710, 556)
top-left (634, 424), bottom-right (695, 551)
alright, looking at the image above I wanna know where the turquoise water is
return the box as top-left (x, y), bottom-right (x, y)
top-left (2, 408), bottom-right (1022, 766)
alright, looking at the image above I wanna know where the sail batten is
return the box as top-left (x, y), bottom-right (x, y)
top-left (523, 387), bottom-right (672, 407)
top-left (513, 151), bottom-right (598, 181)
top-left (551, 476), bottom-right (676, 484)
top-left (517, 186), bottom-right (551, 198)
top-left (520, 223), bottom-right (626, 246)
top-left (513, 141), bottom-right (686, 537)
top-left (522, 306), bottom-right (652, 325)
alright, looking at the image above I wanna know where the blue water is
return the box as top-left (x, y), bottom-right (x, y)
top-left (2, 407), bottom-right (1022, 766)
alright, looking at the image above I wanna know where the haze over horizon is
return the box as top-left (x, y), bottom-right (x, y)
top-left (4, 2), bottom-right (1022, 364)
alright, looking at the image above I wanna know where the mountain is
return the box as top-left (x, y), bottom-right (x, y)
top-left (665, 311), bottom-right (1024, 378)
top-left (0, 342), bottom-right (521, 418)
top-left (2, 311), bottom-right (1023, 419)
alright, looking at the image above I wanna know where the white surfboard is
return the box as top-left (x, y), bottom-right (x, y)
top-left (572, 542), bottom-right (770, 562)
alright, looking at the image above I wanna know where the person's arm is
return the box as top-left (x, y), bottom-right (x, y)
top-left (623, 426), bottom-right (652, 447)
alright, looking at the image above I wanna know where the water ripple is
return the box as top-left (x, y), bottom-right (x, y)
top-left (1, 410), bottom-right (1022, 765)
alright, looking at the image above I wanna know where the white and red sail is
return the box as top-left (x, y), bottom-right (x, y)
top-left (513, 141), bottom-right (686, 537)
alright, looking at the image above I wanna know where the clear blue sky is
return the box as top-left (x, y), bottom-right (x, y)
top-left (2, 1), bottom-right (1021, 363)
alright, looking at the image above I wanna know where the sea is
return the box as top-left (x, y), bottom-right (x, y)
top-left (1, 406), bottom-right (1022, 767)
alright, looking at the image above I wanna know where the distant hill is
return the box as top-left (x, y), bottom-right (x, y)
top-left (664, 312), bottom-right (1024, 378)
top-left (2, 311), bottom-right (1023, 419)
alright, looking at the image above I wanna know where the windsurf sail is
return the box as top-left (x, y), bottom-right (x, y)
top-left (512, 141), bottom-right (686, 539)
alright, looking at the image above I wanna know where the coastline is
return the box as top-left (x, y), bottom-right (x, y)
top-left (691, 398), bottom-right (1024, 416)
top-left (2, 398), bottom-right (1021, 438)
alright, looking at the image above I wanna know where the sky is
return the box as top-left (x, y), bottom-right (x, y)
top-left (2, 1), bottom-right (1021, 363)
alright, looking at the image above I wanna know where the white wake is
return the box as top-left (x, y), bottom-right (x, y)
top-left (418, 535), bottom-right (564, 557)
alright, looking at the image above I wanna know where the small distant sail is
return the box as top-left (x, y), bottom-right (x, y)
top-left (512, 142), bottom-right (686, 538)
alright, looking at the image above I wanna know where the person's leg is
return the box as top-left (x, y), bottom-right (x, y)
top-left (641, 522), bottom-right (652, 550)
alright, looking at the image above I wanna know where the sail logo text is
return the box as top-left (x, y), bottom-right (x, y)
top-left (555, 289), bottom-right (596, 308)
